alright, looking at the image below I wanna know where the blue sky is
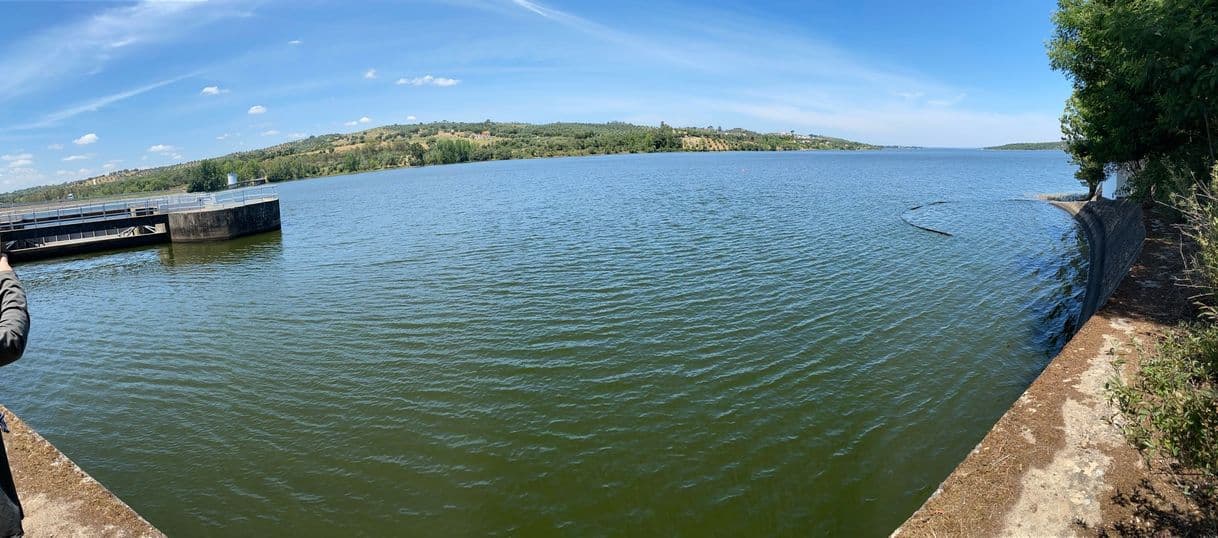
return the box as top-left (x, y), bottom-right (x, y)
top-left (0, 0), bottom-right (1070, 190)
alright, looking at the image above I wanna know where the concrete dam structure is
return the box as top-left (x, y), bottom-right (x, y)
top-left (0, 186), bottom-right (281, 262)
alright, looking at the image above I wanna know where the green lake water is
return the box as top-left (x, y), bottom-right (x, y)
top-left (6, 150), bottom-right (1087, 536)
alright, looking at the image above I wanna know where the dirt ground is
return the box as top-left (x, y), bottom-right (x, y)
top-left (895, 213), bottom-right (1210, 536)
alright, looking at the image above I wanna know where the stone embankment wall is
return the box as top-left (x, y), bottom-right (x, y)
top-left (1053, 200), bottom-right (1146, 321)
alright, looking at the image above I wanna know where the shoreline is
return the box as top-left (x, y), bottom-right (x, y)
top-left (894, 199), bottom-right (1198, 535)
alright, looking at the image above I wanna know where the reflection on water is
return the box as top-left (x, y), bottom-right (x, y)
top-left (157, 230), bottom-right (284, 267)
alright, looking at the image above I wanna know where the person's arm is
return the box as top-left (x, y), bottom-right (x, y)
top-left (0, 254), bottom-right (28, 366)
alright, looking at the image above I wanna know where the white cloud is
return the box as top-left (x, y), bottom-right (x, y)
top-left (171, 154), bottom-right (183, 161)
top-left (364, 68), bottom-right (378, 80)
top-left (398, 75), bottom-right (459, 87)
top-left (77, 168), bottom-right (91, 175)
top-left (288, 132), bottom-right (308, 139)
top-left (358, 116), bottom-right (371, 124)
top-left (344, 117), bottom-right (372, 127)
top-left (62, 154), bottom-right (89, 162)
top-left (147, 144), bottom-right (176, 153)
top-left (216, 133), bottom-right (230, 140)
top-left (248, 105), bottom-right (267, 115)
top-left (46, 143), bottom-right (63, 150)
top-left (201, 85), bottom-right (228, 96)
top-left (344, 120), bottom-right (358, 126)
top-left (74, 133), bottom-right (99, 145)
top-left (406, 115), bottom-right (417, 121)
top-left (1, 153), bottom-right (34, 170)
top-left (288, 39), bottom-right (302, 45)
top-left (261, 129), bottom-right (280, 136)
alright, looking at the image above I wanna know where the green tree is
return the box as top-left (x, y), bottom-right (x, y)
top-left (653, 122), bottom-right (679, 151)
top-left (423, 139), bottom-right (472, 165)
top-left (407, 142), bottom-right (425, 165)
top-left (1061, 96), bottom-right (1106, 199)
top-left (186, 160), bottom-right (225, 192)
top-left (1048, 0), bottom-right (1218, 201)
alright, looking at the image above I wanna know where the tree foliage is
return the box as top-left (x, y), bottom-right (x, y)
top-left (186, 160), bottom-right (226, 192)
top-left (1048, 0), bottom-right (1218, 201)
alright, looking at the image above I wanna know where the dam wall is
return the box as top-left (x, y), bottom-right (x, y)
top-left (894, 198), bottom-right (1147, 536)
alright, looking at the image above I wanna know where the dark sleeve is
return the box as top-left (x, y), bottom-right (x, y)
top-left (0, 271), bottom-right (28, 367)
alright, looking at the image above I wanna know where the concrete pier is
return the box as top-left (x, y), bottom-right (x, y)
top-left (0, 187), bottom-right (281, 262)
top-left (167, 198), bottom-right (280, 243)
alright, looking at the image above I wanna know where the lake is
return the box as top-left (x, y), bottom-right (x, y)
top-left (6, 150), bottom-right (1087, 536)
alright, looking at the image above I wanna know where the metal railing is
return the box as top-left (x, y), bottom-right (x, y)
top-left (0, 186), bottom-right (278, 232)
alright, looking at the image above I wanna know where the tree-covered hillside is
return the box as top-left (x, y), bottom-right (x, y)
top-left (983, 141), bottom-right (1066, 150)
top-left (0, 122), bottom-right (877, 203)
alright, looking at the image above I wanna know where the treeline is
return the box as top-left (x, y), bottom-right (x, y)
top-left (0, 122), bottom-right (876, 203)
top-left (983, 141), bottom-right (1066, 151)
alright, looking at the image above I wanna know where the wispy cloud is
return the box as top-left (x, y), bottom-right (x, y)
top-left (398, 75), bottom-right (459, 87)
top-left (344, 116), bottom-right (373, 127)
top-left (509, 0), bottom-right (696, 68)
top-left (406, 115), bottom-right (417, 121)
top-left (62, 154), bottom-right (89, 162)
top-left (500, 0), bottom-right (1054, 146)
top-left (261, 129), bottom-right (280, 136)
top-left (288, 39), bottom-right (302, 45)
top-left (0, 1), bottom-right (247, 102)
top-left (248, 105), bottom-right (267, 115)
top-left (46, 143), bottom-right (63, 150)
top-left (200, 85), bottom-right (229, 96)
top-left (147, 144), bottom-right (176, 153)
top-left (8, 74), bottom-right (195, 130)
top-left (1, 153), bottom-right (33, 168)
top-left (73, 133), bottom-right (99, 145)
top-left (927, 93), bottom-right (967, 107)
top-left (364, 68), bottom-right (378, 80)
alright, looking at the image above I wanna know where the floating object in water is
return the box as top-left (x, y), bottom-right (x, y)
top-left (901, 201), bottom-right (953, 237)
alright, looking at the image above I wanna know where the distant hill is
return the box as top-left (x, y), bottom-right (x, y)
top-left (0, 122), bottom-right (879, 204)
top-left (983, 141), bottom-right (1066, 150)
